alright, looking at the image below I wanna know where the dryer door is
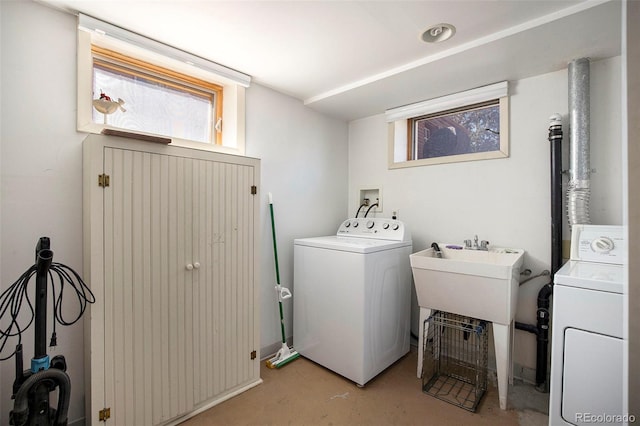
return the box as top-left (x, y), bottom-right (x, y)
top-left (562, 328), bottom-right (623, 425)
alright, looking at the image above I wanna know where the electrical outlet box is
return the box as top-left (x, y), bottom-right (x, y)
top-left (359, 188), bottom-right (382, 215)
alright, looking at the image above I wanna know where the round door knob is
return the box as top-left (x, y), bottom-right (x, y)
top-left (193, 262), bottom-right (201, 269)
top-left (186, 263), bottom-right (194, 271)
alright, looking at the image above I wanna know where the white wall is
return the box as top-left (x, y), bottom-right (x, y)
top-left (348, 57), bottom-right (622, 373)
top-left (0, 1), bottom-right (348, 422)
top-left (1, 1), bottom-right (86, 422)
top-left (244, 84), bottom-right (348, 356)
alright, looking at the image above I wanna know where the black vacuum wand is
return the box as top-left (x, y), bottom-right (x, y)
top-left (1, 237), bottom-right (95, 426)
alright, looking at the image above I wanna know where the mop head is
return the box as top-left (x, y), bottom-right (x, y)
top-left (266, 342), bottom-right (300, 369)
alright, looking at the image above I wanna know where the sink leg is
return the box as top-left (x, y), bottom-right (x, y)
top-left (493, 322), bottom-right (511, 410)
top-left (417, 308), bottom-right (431, 378)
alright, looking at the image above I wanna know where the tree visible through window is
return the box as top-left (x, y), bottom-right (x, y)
top-left (411, 101), bottom-right (500, 160)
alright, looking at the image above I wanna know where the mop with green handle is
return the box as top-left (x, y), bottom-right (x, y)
top-left (265, 193), bottom-right (300, 369)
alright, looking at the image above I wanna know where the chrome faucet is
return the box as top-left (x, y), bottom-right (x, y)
top-left (464, 235), bottom-right (490, 250)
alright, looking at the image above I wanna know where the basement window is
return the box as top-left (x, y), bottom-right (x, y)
top-left (410, 100), bottom-right (500, 160)
top-left (386, 82), bottom-right (509, 169)
top-left (77, 14), bottom-right (251, 154)
top-left (92, 47), bottom-right (223, 145)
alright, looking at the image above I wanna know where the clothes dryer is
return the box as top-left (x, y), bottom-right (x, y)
top-left (550, 225), bottom-right (625, 425)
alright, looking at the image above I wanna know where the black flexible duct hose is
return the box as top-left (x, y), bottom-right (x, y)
top-left (11, 368), bottom-right (71, 426)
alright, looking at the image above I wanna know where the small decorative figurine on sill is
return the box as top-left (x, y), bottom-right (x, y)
top-left (92, 91), bottom-right (126, 124)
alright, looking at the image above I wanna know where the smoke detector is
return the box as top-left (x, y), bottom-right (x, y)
top-left (421, 23), bottom-right (456, 43)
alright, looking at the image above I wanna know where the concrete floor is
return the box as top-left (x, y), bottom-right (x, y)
top-left (182, 347), bottom-right (549, 426)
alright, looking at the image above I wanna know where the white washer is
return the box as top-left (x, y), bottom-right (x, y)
top-left (293, 218), bottom-right (412, 386)
top-left (550, 225), bottom-right (625, 425)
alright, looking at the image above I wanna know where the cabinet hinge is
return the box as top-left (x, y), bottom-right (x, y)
top-left (250, 350), bottom-right (257, 360)
top-left (250, 185), bottom-right (257, 195)
top-left (99, 407), bottom-right (111, 422)
top-left (98, 174), bottom-right (110, 188)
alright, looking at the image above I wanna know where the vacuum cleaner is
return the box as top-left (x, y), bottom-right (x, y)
top-left (1, 237), bottom-right (94, 426)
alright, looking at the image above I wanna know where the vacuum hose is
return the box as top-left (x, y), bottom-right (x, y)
top-left (10, 368), bottom-right (71, 426)
top-left (34, 248), bottom-right (53, 361)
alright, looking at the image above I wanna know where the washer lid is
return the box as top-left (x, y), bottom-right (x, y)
top-left (554, 260), bottom-right (623, 294)
top-left (294, 235), bottom-right (412, 254)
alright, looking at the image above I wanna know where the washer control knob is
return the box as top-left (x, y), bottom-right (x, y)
top-left (392, 224), bottom-right (400, 231)
top-left (353, 222), bottom-right (359, 228)
top-left (344, 221), bottom-right (351, 228)
top-left (366, 220), bottom-right (374, 229)
top-left (383, 223), bottom-right (390, 230)
top-left (591, 237), bottom-right (615, 253)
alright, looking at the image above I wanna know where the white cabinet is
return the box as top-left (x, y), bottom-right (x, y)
top-left (83, 134), bottom-right (261, 425)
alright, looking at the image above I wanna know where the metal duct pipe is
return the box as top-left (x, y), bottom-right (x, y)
top-left (567, 58), bottom-right (591, 226)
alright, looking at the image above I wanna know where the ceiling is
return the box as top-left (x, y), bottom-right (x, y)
top-left (40, 0), bottom-right (621, 121)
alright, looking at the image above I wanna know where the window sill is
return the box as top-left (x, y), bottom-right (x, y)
top-left (79, 124), bottom-right (244, 155)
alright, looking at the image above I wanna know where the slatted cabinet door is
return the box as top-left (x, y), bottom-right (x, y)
top-left (84, 135), bottom-right (261, 426)
top-left (190, 158), bottom-right (259, 407)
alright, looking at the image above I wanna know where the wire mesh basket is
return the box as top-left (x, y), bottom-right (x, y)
top-left (422, 311), bottom-right (488, 412)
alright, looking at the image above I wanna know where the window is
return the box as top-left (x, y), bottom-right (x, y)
top-left (77, 14), bottom-right (251, 154)
top-left (92, 47), bottom-right (223, 145)
top-left (410, 100), bottom-right (500, 160)
top-left (387, 82), bottom-right (509, 169)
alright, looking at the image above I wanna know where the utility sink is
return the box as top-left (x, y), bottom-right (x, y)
top-left (410, 245), bottom-right (524, 324)
top-left (410, 244), bottom-right (525, 411)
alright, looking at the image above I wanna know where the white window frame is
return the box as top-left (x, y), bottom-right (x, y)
top-left (77, 14), bottom-right (251, 155)
top-left (386, 81), bottom-right (509, 169)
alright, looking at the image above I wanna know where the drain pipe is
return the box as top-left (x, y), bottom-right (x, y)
top-left (536, 113), bottom-right (564, 391)
top-left (534, 284), bottom-right (553, 392)
top-left (515, 114), bottom-right (563, 392)
top-left (549, 114), bottom-right (564, 275)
